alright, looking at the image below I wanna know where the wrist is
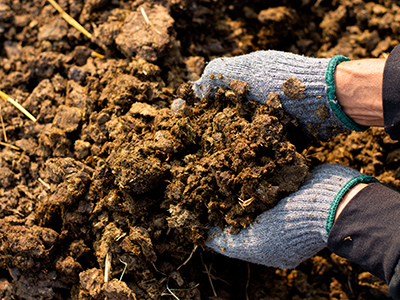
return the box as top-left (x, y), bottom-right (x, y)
top-left (334, 183), bottom-right (368, 221)
top-left (334, 59), bottom-right (385, 127)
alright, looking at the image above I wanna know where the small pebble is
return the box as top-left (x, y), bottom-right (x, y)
top-left (171, 98), bottom-right (186, 114)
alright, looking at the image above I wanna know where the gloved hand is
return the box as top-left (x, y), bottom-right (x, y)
top-left (206, 164), bottom-right (378, 269)
top-left (193, 50), bottom-right (367, 140)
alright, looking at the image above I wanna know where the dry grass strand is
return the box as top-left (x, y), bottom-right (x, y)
top-left (47, 0), bottom-right (92, 39)
top-left (0, 141), bottom-right (20, 150)
top-left (0, 105), bottom-right (7, 142)
top-left (0, 90), bottom-right (37, 122)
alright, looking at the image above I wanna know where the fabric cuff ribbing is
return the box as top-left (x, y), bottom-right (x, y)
top-left (325, 55), bottom-right (368, 132)
top-left (326, 175), bottom-right (379, 234)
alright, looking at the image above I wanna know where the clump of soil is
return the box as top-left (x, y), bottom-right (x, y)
top-left (165, 82), bottom-right (308, 240)
top-left (0, 72), bottom-right (308, 299)
top-left (103, 78), bottom-right (308, 246)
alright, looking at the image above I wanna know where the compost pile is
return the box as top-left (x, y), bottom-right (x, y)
top-left (1, 0), bottom-right (400, 299)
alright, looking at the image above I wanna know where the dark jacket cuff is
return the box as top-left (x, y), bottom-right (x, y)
top-left (383, 44), bottom-right (400, 140)
top-left (327, 182), bottom-right (400, 300)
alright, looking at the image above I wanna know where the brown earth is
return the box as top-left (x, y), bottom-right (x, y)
top-left (0, 0), bottom-right (399, 299)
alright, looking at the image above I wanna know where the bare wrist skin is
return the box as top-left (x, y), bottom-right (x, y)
top-left (334, 183), bottom-right (368, 221)
top-left (334, 59), bottom-right (385, 127)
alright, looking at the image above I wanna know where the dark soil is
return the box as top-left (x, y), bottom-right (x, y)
top-left (0, 0), bottom-right (399, 299)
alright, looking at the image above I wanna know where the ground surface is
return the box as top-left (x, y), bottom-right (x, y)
top-left (0, 0), bottom-right (399, 299)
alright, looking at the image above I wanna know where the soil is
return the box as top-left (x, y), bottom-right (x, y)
top-left (0, 0), bottom-right (399, 299)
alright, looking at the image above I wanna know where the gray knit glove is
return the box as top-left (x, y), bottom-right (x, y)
top-left (193, 50), bottom-right (367, 140)
top-left (206, 164), bottom-right (378, 269)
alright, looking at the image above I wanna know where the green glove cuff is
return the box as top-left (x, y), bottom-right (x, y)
top-left (326, 175), bottom-right (379, 234)
top-left (326, 55), bottom-right (369, 132)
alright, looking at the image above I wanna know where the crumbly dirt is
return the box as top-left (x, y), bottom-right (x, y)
top-left (165, 84), bottom-right (308, 240)
top-left (282, 78), bottom-right (306, 100)
top-left (0, 0), bottom-right (399, 299)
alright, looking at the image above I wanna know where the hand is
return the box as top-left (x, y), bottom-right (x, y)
top-left (206, 164), bottom-right (378, 269)
top-left (193, 50), bottom-right (383, 140)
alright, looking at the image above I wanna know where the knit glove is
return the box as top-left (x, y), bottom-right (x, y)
top-left (206, 164), bottom-right (378, 269)
top-left (193, 50), bottom-right (367, 140)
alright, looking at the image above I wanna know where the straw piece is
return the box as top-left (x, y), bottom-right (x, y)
top-left (0, 141), bottom-right (20, 150)
top-left (104, 252), bottom-right (112, 283)
top-left (91, 51), bottom-right (104, 59)
top-left (47, 0), bottom-right (92, 39)
top-left (0, 90), bottom-right (37, 122)
top-left (0, 105), bottom-right (7, 142)
top-left (140, 6), bottom-right (162, 35)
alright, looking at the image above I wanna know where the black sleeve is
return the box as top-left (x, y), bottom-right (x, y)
top-left (327, 182), bottom-right (400, 300)
top-left (383, 45), bottom-right (400, 140)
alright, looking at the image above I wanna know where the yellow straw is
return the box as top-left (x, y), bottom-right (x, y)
top-left (91, 51), bottom-right (104, 59)
top-left (0, 105), bottom-right (7, 142)
top-left (0, 141), bottom-right (20, 150)
top-left (0, 90), bottom-right (37, 122)
top-left (47, 0), bottom-right (92, 39)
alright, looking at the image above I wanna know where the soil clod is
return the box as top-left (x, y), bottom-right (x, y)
top-left (282, 77), bottom-right (306, 100)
